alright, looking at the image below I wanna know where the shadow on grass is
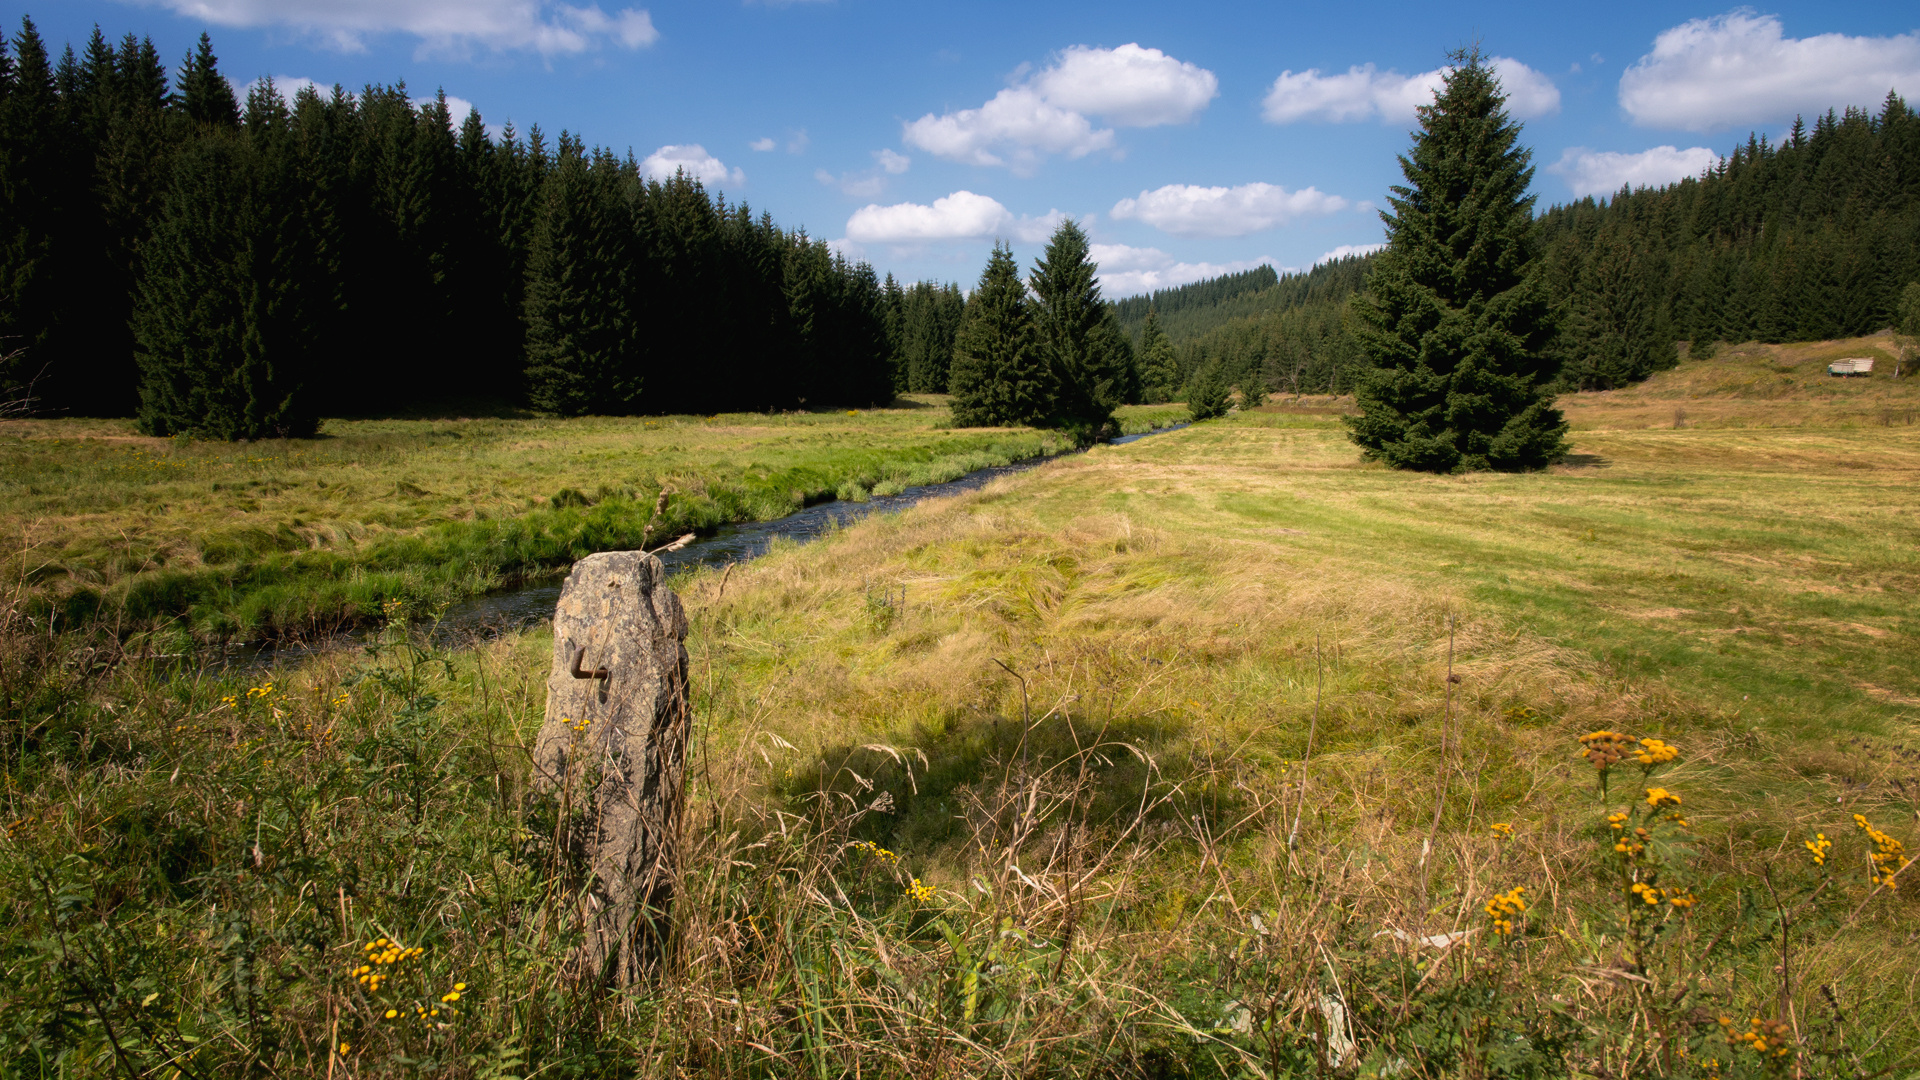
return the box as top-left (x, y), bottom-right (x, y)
top-left (780, 708), bottom-right (1249, 856)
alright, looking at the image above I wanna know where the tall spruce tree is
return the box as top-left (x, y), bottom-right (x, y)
top-left (1347, 48), bottom-right (1565, 472)
top-left (950, 243), bottom-right (1048, 426)
top-left (1030, 220), bottom-right (1121, 440)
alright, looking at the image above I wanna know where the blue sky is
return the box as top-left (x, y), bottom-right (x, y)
top-left (13, 1), bottom-right (1920, 296)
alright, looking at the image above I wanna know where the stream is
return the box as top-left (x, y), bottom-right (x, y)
top-left (229, 422), bottom-right (1188, 666)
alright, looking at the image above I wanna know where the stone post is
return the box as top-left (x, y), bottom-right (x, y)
top-left (532, 550), bottom-right (690, 986)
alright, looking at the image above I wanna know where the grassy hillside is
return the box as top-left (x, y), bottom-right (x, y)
top-left (2, 373), bottom-right (1916, 1077)
top-left (1563, 333), bottom-right (1919, 430)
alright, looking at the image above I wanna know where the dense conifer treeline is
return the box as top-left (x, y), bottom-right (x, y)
top-left (1116, 91), bottom-right (1920, 401)
top-left (1111, 265), bottom-right (1278, 337)
top-left (881, 277), bottom-right (965, 394)
top-left (0, 19), bottom-right (895, 435)
top-left (8, 15), bottom-right (1915, 436)
top-left (1536, 93), bottom-right (1920, 387)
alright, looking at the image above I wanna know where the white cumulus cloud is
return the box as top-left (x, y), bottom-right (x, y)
top-left (1619, 11), bottom-right (1920, 132)
top-left (904, 43), bottom-right (1216, 172)
top-left (749, 137), bottom-right (776, 151)
top-left (1548, 145), bottom-right (1718, 197)
top-left (141, 0), bottom-right (658, 57)
top-left (1262, 56), bottom-right (1559, 124)
top-left (1110, 182), bottom-right (1347, 238)
top-left (641, 145), bottom-right (743, 188)
top-left (844, 191), bottom-right (1064, 244)
top-left (1089, 243), bottom-right (1278, 298)
top-left (874, 149), bottom-right (911, 174)
top-left (1031, 43), bottom-right (1219, 126)
top-left (903, 87), bottom-right (1114, 172)
top-left (1315, 243), bottom-right (1384, 263)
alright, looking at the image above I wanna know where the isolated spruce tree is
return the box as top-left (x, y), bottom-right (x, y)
top-left (1347, 48), bottom-right (1565, 471)
top-left (949, 243), bottom-right (1049, 426)
top-left (1138, 309), bottom-right (1179, 402)
top-left (1030, 220), bottom-right (1120, 440)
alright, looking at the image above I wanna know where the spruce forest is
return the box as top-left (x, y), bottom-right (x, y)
top-left (3, 16), bottom-right (1919, 437)
top-left (1121, 95), bottom-right (1920, 401)
top-left (0, 19), bottom-right (901, 435)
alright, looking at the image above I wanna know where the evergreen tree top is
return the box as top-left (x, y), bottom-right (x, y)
top-left (12, 17), bottom-right (54, 101)
top-left (1030, 219), bottom-right (1099, 310)
top-left (178, 30), bottom-right (238, 129)
top-left (1381, 45), bottom-right (1537, 312)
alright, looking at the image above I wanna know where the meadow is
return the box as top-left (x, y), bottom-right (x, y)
top-left (1, 340), bottom-right (1916, 1078)
top-left (0, 402), bottom-right (1186, 640)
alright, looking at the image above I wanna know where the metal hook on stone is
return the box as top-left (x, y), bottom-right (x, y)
top-left (571, 646), bottom-right (610, 680)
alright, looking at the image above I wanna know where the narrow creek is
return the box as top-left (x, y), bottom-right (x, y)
top-left (229, 422), bottom-right (1189, 667)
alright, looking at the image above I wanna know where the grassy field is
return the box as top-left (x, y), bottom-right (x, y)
top-left (2, 345), bottom-right (1917, 1077)
top-left (0, 401), bottom-right (1187, 639)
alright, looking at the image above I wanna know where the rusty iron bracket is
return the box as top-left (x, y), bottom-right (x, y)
top-left (570, 646), bottom-right (611, 681)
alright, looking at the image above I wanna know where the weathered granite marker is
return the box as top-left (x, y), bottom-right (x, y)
top-left (532, 550), bottom-right (690, 986)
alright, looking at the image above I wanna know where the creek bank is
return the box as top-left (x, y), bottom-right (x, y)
top-left (217, 422), bottom-right (1192, 667)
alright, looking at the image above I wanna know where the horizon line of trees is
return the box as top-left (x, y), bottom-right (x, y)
top-left (0, 18), bottom-right (914, 437)
top-left (8, 16), bottom-right (1917, 440)
top-left (1118, 89), bottom-right (1920, 405)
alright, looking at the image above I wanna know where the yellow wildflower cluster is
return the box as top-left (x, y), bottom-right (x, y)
top-left (1721, 1016), bottom-right (1793, 1059)
top-left (1644, 787), bottom-right (1681, 810)
top-left (1633, 738), bottom-right (1677, 766)
top-left (1610, 813), bottom-right (1648, 857)
top-left (1489, 822), bottom-right (1514, 840)
top-left (1804, 832), bottom-right (1832, 867)
top-left (1629, 881), bottom-right (1695, 908)
top-left (1854, 814), bottom-right (1909, 888)
top-left (351, 938), bottom-right (422, 993)
top-left (1484, 885), bottom-right (1527, 935)
top-left (564, 716), bottom-right (590, 735)
top-left (851, 840), bottom-right (900, 866)
top-left (219, 683), bottom-right (281, 718)
top-left (1578, 730), bottom-right (1636, 769)
top-left (906, 878), bottom-right (935, 903)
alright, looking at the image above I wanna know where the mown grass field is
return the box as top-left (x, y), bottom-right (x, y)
top-left (0, 401), bottom-right (1186, 639)
top-left (2, 344), bottom-right (1916, 1078)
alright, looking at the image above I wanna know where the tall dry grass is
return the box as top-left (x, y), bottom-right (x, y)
top-left (2, 398), bottom-right (1916, 1077)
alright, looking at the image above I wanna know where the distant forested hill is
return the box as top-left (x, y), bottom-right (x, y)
top-left (1537, 95), bottom-right (1920, 389)
top-left (1113, 91), bottom-right (1920, 401)
top-left (1111, 265), bottom-right (1278, 342)
top-left (1109, 256), bottom-right (1376, 397)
